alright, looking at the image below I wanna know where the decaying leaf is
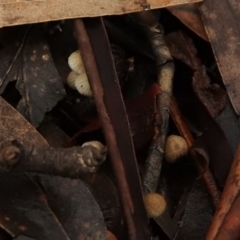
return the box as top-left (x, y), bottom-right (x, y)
top-left (0, 96), bottom-right (48, 148)
top-left (14, 235), bottom-right (37, 240)
top-left (167, 31), bottom-right (227, 118)
top-left (200, 0), bottom-right (240, 116)
top-left (83, 173), bottom-right (121, 230)
top-left (16, 25), bottom-right (65, 127)
top-left (36, 175), bottom-right (107, 240)
top-left (0, 173), bottom-right (70, 240)
top-left (0, 0), bottom-right (202, 28)
top-left (0, 26), bottom-right (29, 94)
top-left (216, 99), bottom-right (240, 154)
top-left (167, 3), bottom-right (208, 41)
top-left (174, 179), bottom-right (213, 240)
top-left (0, 97), bottom-right (108, 239)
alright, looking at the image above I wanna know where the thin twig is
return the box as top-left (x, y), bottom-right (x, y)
top-left (214, 191), bottom-right (240, 240)
top-left (74, 18), bottom-right (150, 240)
top-left (136, 11), bottom-right (174, 193)
top-left (205, 141), bottom-right (240, 240)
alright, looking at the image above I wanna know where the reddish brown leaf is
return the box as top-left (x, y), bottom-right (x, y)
top-left (168, 3), bottom-right (208, 41)
top-left (70, 83), bottom-right (161, 150)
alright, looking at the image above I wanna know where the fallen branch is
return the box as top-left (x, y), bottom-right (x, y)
top-left (0, 140), bottom-right (107, 177)
top-left (136, 11), bottom-right (174, 193)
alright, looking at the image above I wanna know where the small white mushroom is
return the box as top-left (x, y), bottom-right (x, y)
top-left (165, 135), bottom-right (188, 163)
top-left (74, 73), bottom-right (92, 97)
top-left (67, 71), bottom-right (78, 89)
top-left (68, 50), bottom-right (85, 74)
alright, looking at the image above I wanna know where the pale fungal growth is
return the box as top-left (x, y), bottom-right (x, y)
top-left (82, 141), bottom-right (108, 161)
top-left (68, 50), bottom-right (85, 74)
top-left (164, 135), bottom-right (188, 163)
top-left (143, 193), bottom-right (166, 218)
top-left (67, 51), bottom-right (92, 97)
top-left (74, 73), bottom-right (92, 97)
top-left (67, 71), bottom-right (78, 89)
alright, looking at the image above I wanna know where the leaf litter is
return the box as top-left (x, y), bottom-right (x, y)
top-left (0, 1), bottom-right (240, 239)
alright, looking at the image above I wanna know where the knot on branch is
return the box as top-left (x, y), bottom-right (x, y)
top-left (0, 140), bottom-right (23, 171)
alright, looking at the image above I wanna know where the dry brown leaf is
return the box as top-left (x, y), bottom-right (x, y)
top-left (168, 3), bottom-right (208, 41)
top-left (0, 0), bottom-right (202, 28)
top-left (200, 0), bottom-right (240, 116)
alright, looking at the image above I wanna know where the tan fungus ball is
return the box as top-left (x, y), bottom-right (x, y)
top-left (144, 193), bottom-right (166, 218)
top-left (164, 135), bottom-right (188, 163)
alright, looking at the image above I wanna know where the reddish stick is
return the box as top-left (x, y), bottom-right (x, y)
top-left (214, 191), bottom-right (240, 240)
top-left (205, 142), bottom-right (240, 240)
top-left (170, 99), bottom-right (220, 208)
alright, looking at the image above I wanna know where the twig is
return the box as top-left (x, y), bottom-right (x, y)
top-left (74, 18), bottom-right (150, 240)
top-left (170, 99), bottom-right (220, 208)
top-left (205, 142), bottom-right (240, 240)
top-left (0, 140), bottom-right (106, 177)
top-left (136, 11), bottom-right (174, 193)
top-left (214, 191), bottom-right (240, 240)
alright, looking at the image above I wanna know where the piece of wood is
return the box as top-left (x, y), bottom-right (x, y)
top-left (0, 0), bottom-right (202, 28)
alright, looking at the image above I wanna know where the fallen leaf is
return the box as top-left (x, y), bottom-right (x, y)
top-left (216, 99), bottom-right (240, 154)
top-left (0, 96), bottom-right (48, 147)
top-left (36, 175), bottom-right (107, 240)
top-left (167, 3), bottom-right (208, 41)
top-left (0, 97), bottom-right (107, 239)
top-left (0, 173), bottom-right (70, 240)
top-left (200, 0), bottom-right (240, 116)
top-left (84, 173), bottom-right (120, 230)
top-left (167, 31), bottom-right (227, 117)
top-left (14, 235), bottom-right (37, 240)
top-left (173, 179), bottom-right (213, 240)
top-left (0, 0), bottom-right (202, 28)
top-left (0, 26), bottom-right (29, 94)
top-left (16, 25), bottom-right (65, 127)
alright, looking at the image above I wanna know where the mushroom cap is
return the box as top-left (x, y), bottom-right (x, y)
top-left (67, 71), bottom-right (78, 89)
top-left (143, 193), bottom-right (166, 218)
top-left (75, 73), bottom-right (92, 97)
top-left (68, 50), bottom-right (85, 74)
top-left (165, 135), bottom-right (188, 163)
